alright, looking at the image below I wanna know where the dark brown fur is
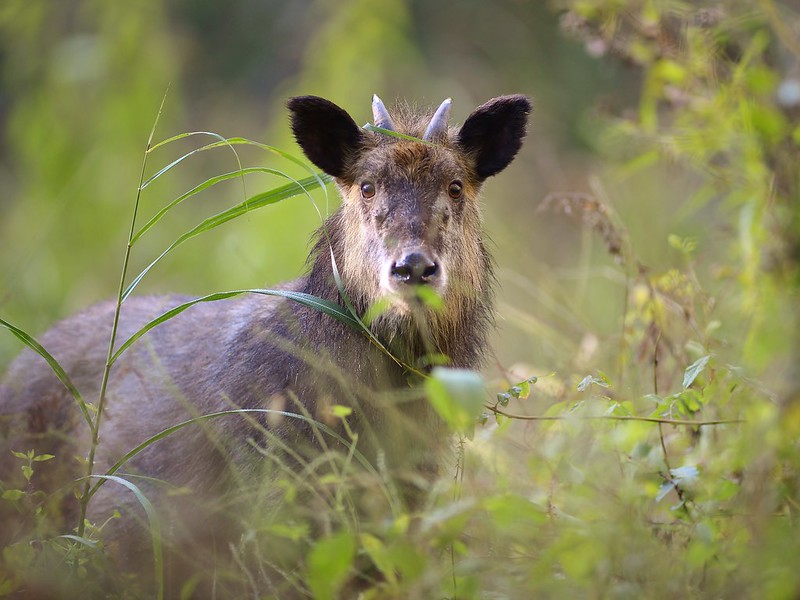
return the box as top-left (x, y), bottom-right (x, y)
top-left (0, 94), bottom-right (530, 594)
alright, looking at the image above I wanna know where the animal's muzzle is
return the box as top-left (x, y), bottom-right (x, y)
top-left (390, 251), bottom-right (439, 285)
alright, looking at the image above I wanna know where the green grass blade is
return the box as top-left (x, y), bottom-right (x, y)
top-left (89, 408), bottom-right (376, 500)
top-left (328, 249), bottom-right (389, 353)
top-left (148, 130), bottom-right (222, 153)
top-left (0, 317), bottom-right (94, 432)
top-left (132, 166), bottom-right (302, 244)
top-left (363, 124), bottom-right (437, 146)
top-left (111, 287), bottom-right (358, 364)
top-left (144, 134), bottom-right (328, 200)
top-left (121, 173), bottom-right (332, 301)
top-left (213, 136), bottom-right (329, 191)
top-left (91, 475), bottom-right (163, 600)
top-left (141, 132), bottom-right (239, 190)
top-left (327, 248), bottom-right (421, 375)
top-left (57, 534), bottom-right (100, 551)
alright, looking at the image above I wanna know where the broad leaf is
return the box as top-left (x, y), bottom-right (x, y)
top-left (683, 354), bottom-right (711, 389)
top-left (306, 530), bottom-right (356, 600)
top-left (426, 367), bottom-right (485, 434)
top-left (0, 318), bottom-right (94, 432)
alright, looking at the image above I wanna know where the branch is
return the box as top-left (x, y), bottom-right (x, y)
top-left (485, 404), bottom-right (743, 427)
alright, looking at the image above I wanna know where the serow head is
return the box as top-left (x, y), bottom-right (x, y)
top-left (288, 93), bottom-right (531, 313)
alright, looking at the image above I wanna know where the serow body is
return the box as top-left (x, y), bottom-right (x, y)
top-left (0, 94), bottom-right (530, 592)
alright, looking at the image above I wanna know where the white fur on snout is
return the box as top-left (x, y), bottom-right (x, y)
top-left (379, 251), bottom-right (448, 297)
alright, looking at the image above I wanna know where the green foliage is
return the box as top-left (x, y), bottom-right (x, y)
top-left (426, 368), bottom-right (485, 434)
top-left (305, 530), bottom-right (356, 600)
top-left (1, 0), bottom-right (799, 598)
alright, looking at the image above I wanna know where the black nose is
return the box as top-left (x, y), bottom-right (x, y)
top-left (390, 252), bottom-right (439, 285)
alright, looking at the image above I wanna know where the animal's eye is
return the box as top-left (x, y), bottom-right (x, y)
top-left (360, 182), bottom-right (376, 199)
top-left (448, 181), bottom-right (463, 200)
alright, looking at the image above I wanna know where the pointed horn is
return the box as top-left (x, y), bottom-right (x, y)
top-left (372, 94), bottom-right (395, 131)
top-left (423, 98), bottom-right (452, 141)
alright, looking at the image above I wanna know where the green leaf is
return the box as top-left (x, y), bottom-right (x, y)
top-left (142, 132), bottom-right (238, 189)
top-left (132, 167), bottom-right (300, 244)
top-left (144, 134), bottom-right (323, 192)
top-left (482, 493), bottom-right (547, 530)
top-left (89, 408), bottom-right (378, 501)
top-left (306, 530), bottom-right (356, 600)
top-left (111, 288), bottom-right (359, 364)
top-left (90, 475), bottom-right (163, 600)
top-left (683, 354), bottom-right (711, 389)
top-left (363, 124), bottom-right (436, 145)
top-left (330, 405), bottom-right (353, 419)
top-left (656, 481), bottom-right (676, 503)
top-left (265, 521), bottom-right (310, 542)
top-left (668, 234), bottom-right (698, 255)
top-left (425, 368), bottom-right (485, 434)
top-left (2, 490), bottom-right (25, 502)
top-left (653, 58), bottom-right (687, 84)
top-left (385, 539), bottom-right (427, 581)
top-left (577, 374), bottom-right (609, 392)
top-left (0, 318), bottom-right (94, 432)
top-left (671, 465), bottom-right (699, 484)
top-left (122, 173), bottom-right (332, 301)
top-left (360, 533), bottom-right (398, 587)
top-left (362, 297), bottom-right (393, 325)
top-left (678, 389), bottom-right (703, 413)
top-left (414, 285), bottom-right (444, 310)
top-left (57, 534), bottom-right (100, 551)
top-left (326, 246), bottom-right (413, 373)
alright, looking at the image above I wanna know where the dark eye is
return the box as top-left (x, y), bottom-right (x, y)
top-left (361, 182), bottom-right (376, 199)
top-left (448, 180), bottom-right (463, 200)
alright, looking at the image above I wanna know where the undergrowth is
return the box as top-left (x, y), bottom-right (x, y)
top-left (1, 2), bottom-right (799, 599)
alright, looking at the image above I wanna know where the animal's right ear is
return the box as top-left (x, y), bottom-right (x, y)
top-left (288, 96), bottom-right (365, 179)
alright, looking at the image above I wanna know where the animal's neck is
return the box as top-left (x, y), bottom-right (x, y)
top-left (303, 215), bottom-right (494, 371)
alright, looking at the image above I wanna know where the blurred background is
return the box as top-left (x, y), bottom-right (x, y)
top-left (0, 0), bottom-right (790, 388)
top-left (3, 3), bottom-right (800, 596)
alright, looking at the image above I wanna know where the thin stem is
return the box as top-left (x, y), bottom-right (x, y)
top-left (618, 267), bottom-right (630, 390)
top-left (76, 90), bottom-right (168, 536)
top-left (652, 330), bottom-right (693, 520)
top-left (450, 436), bottom-right (466, 600)
top-left (485, 404), bottom-right (742, 427)
top-left (653, 329), bottom-right (660, 397)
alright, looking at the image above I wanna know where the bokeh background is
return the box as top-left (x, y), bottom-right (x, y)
top-left (1, 0), bottom-right (797, 399)
top-left (2, 2), bottom-right (800, 597)
top-left (0, 0), bottom-right (648, 376)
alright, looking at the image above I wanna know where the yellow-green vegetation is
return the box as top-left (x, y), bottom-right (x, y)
top-left (1, 1), bottom-right (798, 598)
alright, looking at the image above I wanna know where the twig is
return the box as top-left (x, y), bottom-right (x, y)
top-left (652, 331), bottom-right (693, 519)
top-left (484, 404), bottom-right (742, 427)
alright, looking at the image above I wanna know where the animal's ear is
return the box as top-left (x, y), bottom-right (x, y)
top-left (287, 96), bottom-right (365, 178)
top-left (457, 95), bottom-right (531, 180)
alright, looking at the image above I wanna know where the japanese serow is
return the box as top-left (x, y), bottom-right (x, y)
top-left (0, 94), bottom-right (530, 582)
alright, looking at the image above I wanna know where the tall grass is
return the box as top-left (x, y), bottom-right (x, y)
top-left (1, 123), bottom-right (794, 598)
top-left (2, 3), bottom-right (800, 598)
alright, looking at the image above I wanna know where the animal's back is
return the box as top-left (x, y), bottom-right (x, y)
top-left (0, 290), bottom-right (292, 505)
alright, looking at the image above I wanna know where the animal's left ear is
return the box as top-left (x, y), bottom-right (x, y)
top-left (287, 96), bottom-right (365, 178)
top-left (457, 95), bottom-right (531, 180)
